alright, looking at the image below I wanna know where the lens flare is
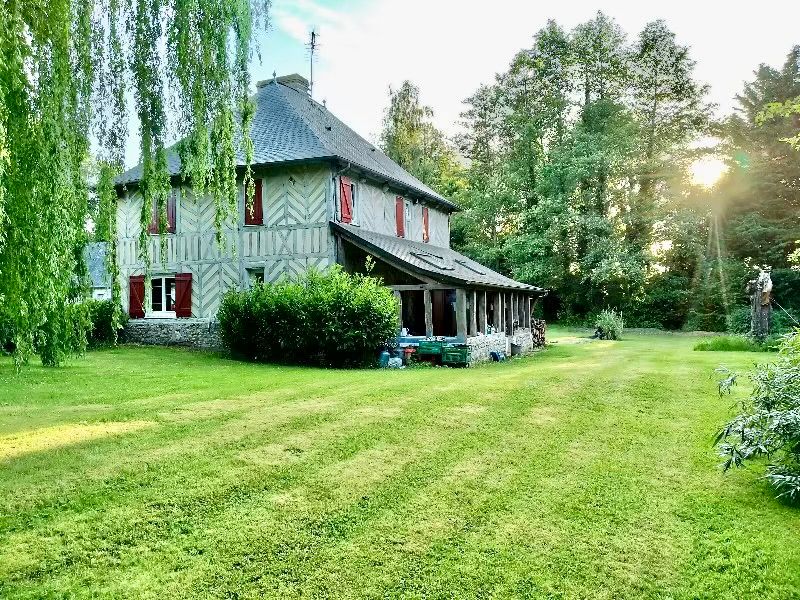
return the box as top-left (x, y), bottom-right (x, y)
top-left (690, 157), bottom-right (729, 188)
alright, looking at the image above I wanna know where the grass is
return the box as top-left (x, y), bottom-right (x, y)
top-left (1, 329), bottom-right (799, 599)
top-left (694, 335), bottom-right (767, 352)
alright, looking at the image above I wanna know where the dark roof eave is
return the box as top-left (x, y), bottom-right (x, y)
top-left (332, 222), bottom-right (545, 293)
top-left (330, 158), bottom-right (460, 213)
top-left (113, 156), bottom-right (338, 191)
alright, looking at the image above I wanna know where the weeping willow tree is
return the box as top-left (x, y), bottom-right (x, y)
top-left (0, 0), bottom-right (268, 367)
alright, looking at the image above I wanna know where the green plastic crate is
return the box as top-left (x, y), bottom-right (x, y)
top-left (417, 340), bottom-right (444, 355)
top-left (441, 345), bottom-right (471, 366)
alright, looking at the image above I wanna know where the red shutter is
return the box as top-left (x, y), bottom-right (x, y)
top-left (174, 273), bottom-right (192, 318)
top-left (422, 206), bottom-right (430, 243)
top-left (245, 179), bottom-right (263, 225)
top-left (167, 192), bottom-right (176, 233)
top-left (339, 176), bottom-right (353, 223)
top-left (395, 196), bottom-right (405, 237)
top-left (129, 275), bottom-right (145, 319)
top-left (147, 198), bottom-right (158, 234)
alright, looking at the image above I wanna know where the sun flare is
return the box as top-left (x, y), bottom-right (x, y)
top-left (690, 157), bottom-right (729, 188)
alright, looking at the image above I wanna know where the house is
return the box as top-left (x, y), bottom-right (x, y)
top-left (115, 74), bottom-right (547, 359)
top-left (84, 242), bottom-right (112, 300)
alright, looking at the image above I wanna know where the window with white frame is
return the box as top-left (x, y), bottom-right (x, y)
top-left (247, 267), bottom-right (265, 287)
top-left (405, 201), bottom-right (412, 238)
top-left (148, 275), bottom-right (176, 317)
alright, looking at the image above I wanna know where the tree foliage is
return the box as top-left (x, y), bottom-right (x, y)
top-left (379, 81), bottom-right (464, 197)
top-left (455, 12), bottom-right (713, 324)
top-left (0, 0), bottom-right (268, 366)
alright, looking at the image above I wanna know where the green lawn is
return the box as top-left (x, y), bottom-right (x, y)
top-left (1, 330), bottom-right (799, 599)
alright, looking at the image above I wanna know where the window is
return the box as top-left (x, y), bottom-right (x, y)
top-left (422, 206), bottom-right (430, 243)
top-left (129, 273), bottom-right (191, 319)
top-left (405, 201), bottom-right (412, 238)
top-left (247, 267), bottom-right (265, 287)
top-left (148, 192), bottom-right (177, 234)
top-left (395, 196), bottom-right (405, 237)
top-left (339, 176), bottom-right (355, 224)
top-left (149, 275), bottom-right (176, 316)
top-left (245, 179), bottom-right (263, 226)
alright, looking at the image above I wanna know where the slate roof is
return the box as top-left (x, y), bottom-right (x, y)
top-left (116, 77), bottom-right (458, 212)
top-left (84, 242), bottom-right (111, 289)
top-left (332, 222), bottom-right (546, 293)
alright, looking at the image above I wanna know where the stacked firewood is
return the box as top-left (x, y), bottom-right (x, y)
top-left (531, 319), bottom-right (546, 348)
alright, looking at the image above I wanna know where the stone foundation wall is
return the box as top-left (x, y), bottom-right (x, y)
top-left (508, 320), bottom-right (546, 356)
top-left (466, 333), bottom-right (508, 363)
top-left (123, 318), bottom-right (222, 349)
top-left (509, 328), bottom-right (533, 355)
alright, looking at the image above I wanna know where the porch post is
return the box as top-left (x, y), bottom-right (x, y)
top-left (394, 291), bottom-right (403, 334)
top-left (456, 288), bottom-right (468, 342)
top-left (493, 292), bottom-right (502, 332)
top-left (505, 291), bottom-right (512, 335)
top-left (524, 295), bottom-right (531, 328)
top-left (469, 290), bottom-right (477, 337)
top-left (423, 289), bottom-right (433, 337)
top-left (477, 291), bottom-right (486, 334)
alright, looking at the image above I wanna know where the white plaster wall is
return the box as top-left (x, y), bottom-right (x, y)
top-left (350, 177), bottom-right (451, 248)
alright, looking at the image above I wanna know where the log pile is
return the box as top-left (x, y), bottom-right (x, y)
top-left (531, 319), bottom-right (546, 348)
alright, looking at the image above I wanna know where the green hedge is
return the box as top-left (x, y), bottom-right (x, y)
top-left (218, 267), bottom-right (399, 368)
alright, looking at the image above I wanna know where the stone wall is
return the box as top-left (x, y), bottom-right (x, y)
top-left (508, 320), bottom-right (546, 356)
top-left (466, 332), bottom-right (508, 363)
top-left (123, 318), bottom-right (222, 349)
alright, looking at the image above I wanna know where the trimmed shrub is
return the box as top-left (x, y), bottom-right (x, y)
top-left (86, 299), bottom-right (127, 348)
top-left (694, 335), bottom-right (766, 352)
top-left (594, 309), bottom-right (624, 340)
top-left (218, 267), bottom-right (399, 368)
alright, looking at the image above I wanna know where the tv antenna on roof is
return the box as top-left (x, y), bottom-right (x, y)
top-left (306, 29), bottom-right (319, 98)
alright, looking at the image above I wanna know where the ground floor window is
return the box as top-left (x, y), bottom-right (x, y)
top-left (247, 267), bottom-right (265, 287)
top-left (150, 275), bottom-right (176, 317)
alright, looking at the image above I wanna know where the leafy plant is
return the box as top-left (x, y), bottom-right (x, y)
top-left (715, 331), bottom-right (800, 503)
top-left (218, 267), bottom-right (399, 368)
top-left (595, 309), bottom-right (625, 340)
top-left (85, 300), bottom-right (127, 348)
top-left (694, 335), bottom-right (766, 352)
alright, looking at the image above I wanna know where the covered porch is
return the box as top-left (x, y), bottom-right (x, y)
top-left (331, 222), bottom-right (547, 362)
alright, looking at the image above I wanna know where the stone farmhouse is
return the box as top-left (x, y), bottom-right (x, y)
top-left (116, 74), bottom-right (547, 361)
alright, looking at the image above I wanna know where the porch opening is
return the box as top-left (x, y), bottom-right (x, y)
top-left (432, 289), bottom-right (457, 337)
top-left (400, 290), bottom-right (426, 336)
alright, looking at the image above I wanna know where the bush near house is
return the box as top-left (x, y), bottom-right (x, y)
top-left (218, 267), bottom-right (398, 368)
top-left (86, 299), bottom-right (127, 348)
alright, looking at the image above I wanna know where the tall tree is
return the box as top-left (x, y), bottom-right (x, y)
top-left (379, 81), bottom-right (463, 196)
top-left (571, 11), bottom-right (628, 105)
top-left (0, 0), bottom-right (268, 366)
top-left (628, 20), bottom-right (711, 248)
top-left (721, 46), bottom-right (800, 268)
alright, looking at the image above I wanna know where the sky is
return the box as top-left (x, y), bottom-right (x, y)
top-left (124, 0), bottom-right (800, 166)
